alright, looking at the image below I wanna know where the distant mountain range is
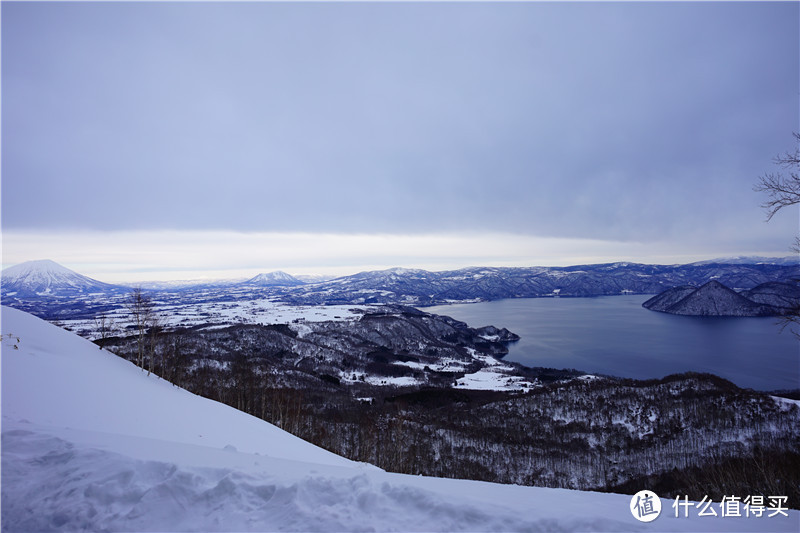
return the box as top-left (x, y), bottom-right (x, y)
top-left (2, 258), bottom-right (798, 312)
top-left (0, 262), bottom-right (306, 296)
top-left (689, 256), bottom-right (800, 266)
top-left (642, 280), bottom-right (799, 317)
top-left (282, 260), bottom-right (800, 306)
top-left (131, 271), bottom-right (306, 290)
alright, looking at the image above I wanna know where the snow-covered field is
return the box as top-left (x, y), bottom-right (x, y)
top-left (2, 306), bottom-right (798, 532)
top-left (455, 349), bottom-right (539, 391)
top-left (60, 298), bottom-right (373, 338)
top-left (348, 349), bottom-right (542, 391)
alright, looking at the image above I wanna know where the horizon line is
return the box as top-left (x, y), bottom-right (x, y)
top-left (2, 254), bottom-right (797, 287)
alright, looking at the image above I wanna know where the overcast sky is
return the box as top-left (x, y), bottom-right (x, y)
top-left (2, 1), bottom-right (798, 281)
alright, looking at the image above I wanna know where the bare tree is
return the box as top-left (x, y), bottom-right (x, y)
top-left (93, 312), bottom-right (118, 349)
top-left (163, 331), bottom-right (190, 387)
top-left (147, 312), bottom-right (163, 376)
top-left (755, 132), bottom-right (800, 334)
top-left (125, 287), bottom-right (155, 372)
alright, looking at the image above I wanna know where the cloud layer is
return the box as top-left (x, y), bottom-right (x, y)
top-left (2, 2), bottom-right (797, 277)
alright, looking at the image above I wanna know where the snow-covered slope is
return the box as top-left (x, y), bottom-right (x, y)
top-left (1, 259), bottom-right (123, 298)
top-left (0, 305), bottom-right (351, 466)
top-left (2, 306), bottom-right (797, 532)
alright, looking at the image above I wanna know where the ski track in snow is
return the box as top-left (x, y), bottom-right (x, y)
top-left (2, 306), bottom-right (799, 532)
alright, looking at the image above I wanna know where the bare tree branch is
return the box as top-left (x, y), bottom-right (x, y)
top-left (755, 133), bottom-right (800, 339)
top-left (754, 132), bottom-right (800, 221)
top-left (754, 172), bottom-right (800, 221)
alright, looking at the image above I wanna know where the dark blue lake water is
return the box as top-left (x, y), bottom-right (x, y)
top-left (427, 295), bottom-right (799, 391)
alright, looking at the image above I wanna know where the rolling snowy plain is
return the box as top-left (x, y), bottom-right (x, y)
top-left (2, 305), bottom-right (798, 532)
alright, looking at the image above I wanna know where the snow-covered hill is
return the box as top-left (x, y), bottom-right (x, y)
top-left (1, 259), bottom-right (124, 298)
top-left (2, 306), bottom-right (798, 532)
top-left (643, 280), bottom-right (784, 316)
top-left (242, 271), bottom-right (305, 287)
top-left (743, 281), bottom-right (800, 310)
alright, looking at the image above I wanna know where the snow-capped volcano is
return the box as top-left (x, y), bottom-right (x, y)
top-left (1, 259), bottom-right (124, 298)
top-left (242, 270), bottom-right (304, 286)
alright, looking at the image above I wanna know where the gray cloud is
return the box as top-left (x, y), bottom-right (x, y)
top-left (2, 1), bottom-right (798, 249)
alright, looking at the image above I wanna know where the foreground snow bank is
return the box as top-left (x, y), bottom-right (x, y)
top-left (2, 306), bottom-right (798, 532)
top-left (0, 305), bottom-right (352, 468)
top-left (2, 419), bottom-right (638, 532)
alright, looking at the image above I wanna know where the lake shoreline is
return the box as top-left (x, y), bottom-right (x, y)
top-left (426, 295), bottom-right (798, 391)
